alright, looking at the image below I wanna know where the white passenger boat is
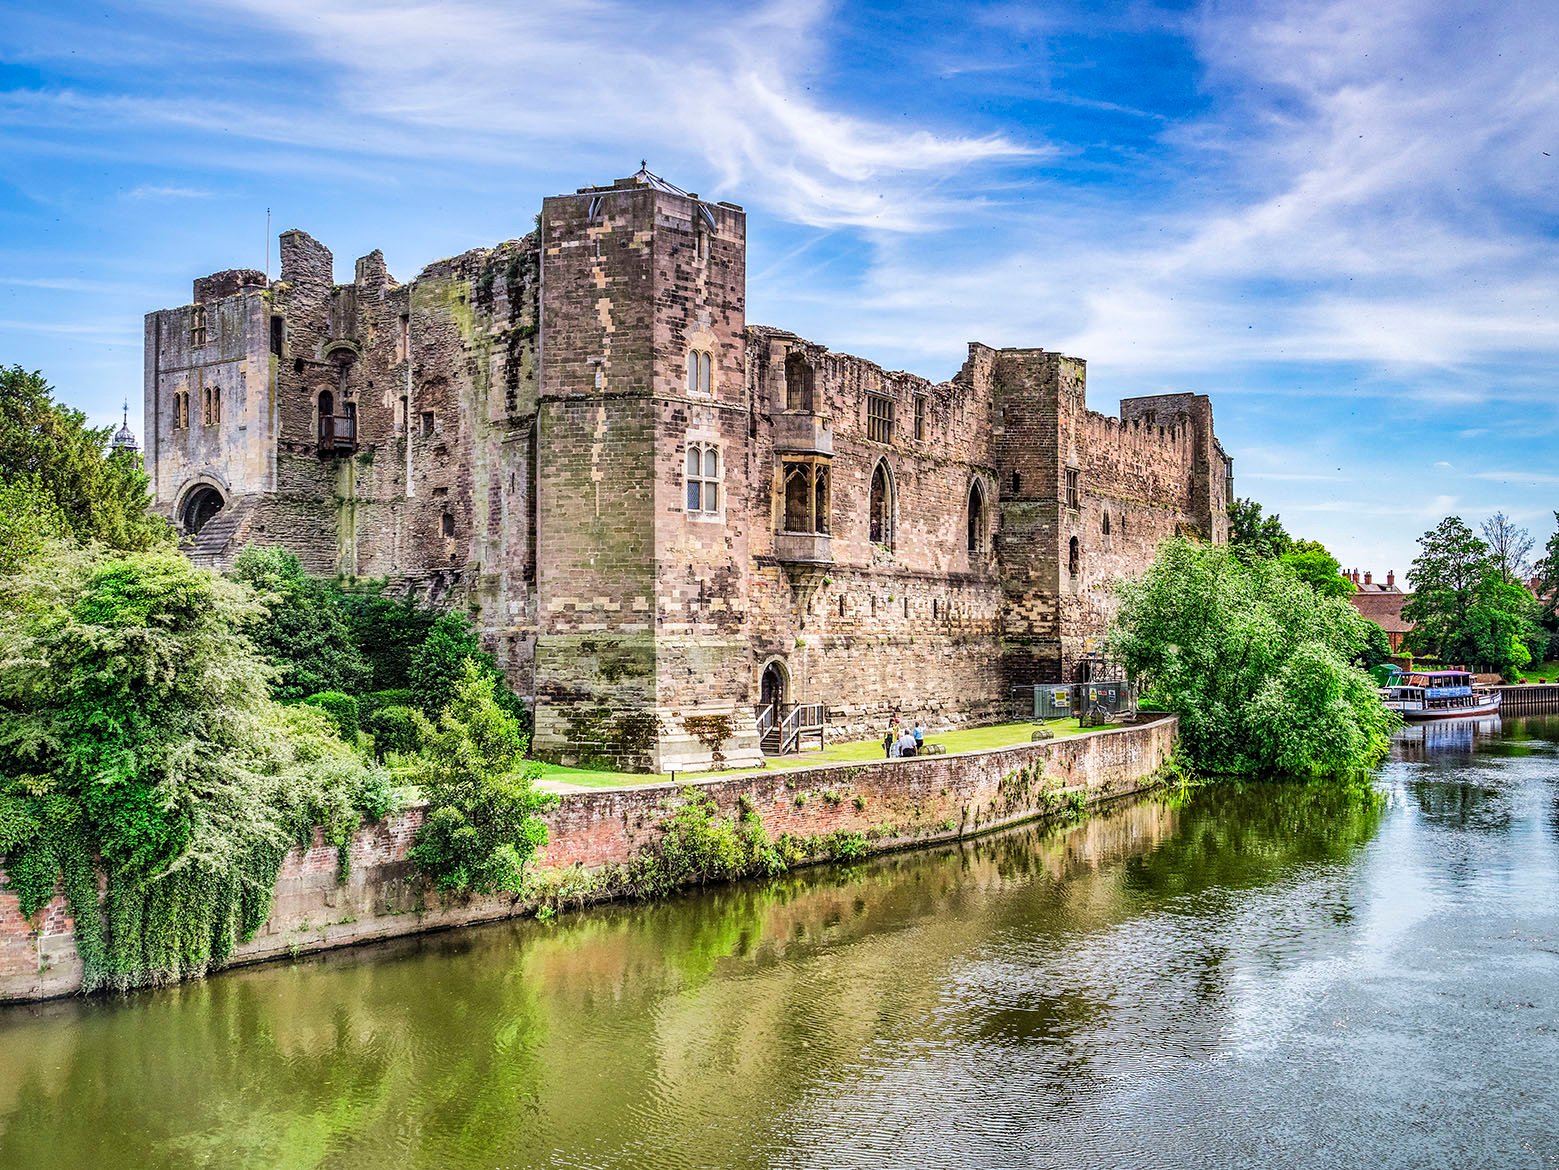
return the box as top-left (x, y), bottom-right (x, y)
top-left (1381, 669), bottom-right (1502, 721)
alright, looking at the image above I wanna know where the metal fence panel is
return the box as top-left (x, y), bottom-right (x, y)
top-left (1032, 682), bottom-right (1137, 720)
top-left (1032, 685), bottom-right (1075, 720)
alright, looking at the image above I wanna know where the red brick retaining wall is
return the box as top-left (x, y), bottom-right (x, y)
top-left (0, 717), bottom-right (1175, 1002)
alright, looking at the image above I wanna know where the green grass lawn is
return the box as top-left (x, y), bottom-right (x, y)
top-left (534, 718), bottom-right (1095, 790)
top-left (1516, 661), bottom-right (1559, 683)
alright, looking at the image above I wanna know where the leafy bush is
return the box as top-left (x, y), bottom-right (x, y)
top-left (1109, 538), bottom-right (1398, 777)
top-left (361, 688), bottom-right (415, 715)
top-left (229, 546), bottom-right (371, 701)
top-left (406, 663), bottom-right (556, 896)
top-left (364, 704), bottom-right (431, 760)
top-left (614, 790), bottom-right (785, 898)
top-left (0, 539), bottom-right (392, 990)
top-left (337, 586), bottom-right (437, 691)
top-left (407, 609), bottom-right (529, 731)
top-left (302, 691), bottom-right (361, 742)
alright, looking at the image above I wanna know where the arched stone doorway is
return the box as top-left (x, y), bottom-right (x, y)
top-left (180, 484), bottom-right (225, 536)
top-left (759, 659), bottom-right (789, 723)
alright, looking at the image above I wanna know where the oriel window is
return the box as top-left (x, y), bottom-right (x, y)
top-left (782, 460), bottom-right (829, 534)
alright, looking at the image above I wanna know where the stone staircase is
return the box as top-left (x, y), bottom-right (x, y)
top-left (182, 496), bottom-right (257, 569)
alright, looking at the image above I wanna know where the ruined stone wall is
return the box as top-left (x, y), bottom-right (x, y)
top-left (156, 225), bottom-right (544, 681)
top-left (143, 288), bottom-right (275, 522)
top-left (987, 347), bottom-right (1069, 686)
top-left (985, 349), bottom-right (1231, 683)
top-left (740, 331), bottom-right (1008, 740)
top-left (532, 184), bottom-right (674, 768)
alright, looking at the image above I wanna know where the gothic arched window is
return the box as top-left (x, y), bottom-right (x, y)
top-left (967, 479), bottom-right (986, 554)
top-left (869, 460), bottom-right (894, 548)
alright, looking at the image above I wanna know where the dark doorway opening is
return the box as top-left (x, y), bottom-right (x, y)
top-left (760, 661), bottom-right (787, 722)
top-left (181, 485), bottom-right (225, 536)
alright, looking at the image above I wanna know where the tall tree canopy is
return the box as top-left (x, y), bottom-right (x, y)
top-left (1228, 497), bottom-right (1294, 563)
top-left (1481, 511), bottom-right (1535, 585)
top-left (1279, 540), bottom-right (1355, 598)
top-left (1110, 538), bottom-right (1396, 777)
top-left (0, 366), bottom-right (169, 553)
top-left (1403, 516), bottom-right (1542, 678)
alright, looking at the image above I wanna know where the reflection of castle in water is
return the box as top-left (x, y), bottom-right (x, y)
top-left (1393, 715), bottom-right (1503, 761)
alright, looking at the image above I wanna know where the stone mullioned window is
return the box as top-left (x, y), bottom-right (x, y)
top-left (685, 442), bottom-right (721, 515)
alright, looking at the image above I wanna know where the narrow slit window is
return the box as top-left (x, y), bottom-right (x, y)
top-left (967, 480), bottom-right (986, 555)
top-left (914, 395), bottom-right (926, 441)
top-left (1066, 468), bottom-right (1080, 511)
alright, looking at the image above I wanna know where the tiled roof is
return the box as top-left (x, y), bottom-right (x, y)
top-left (1349, 589), bottom-right (1413, 634)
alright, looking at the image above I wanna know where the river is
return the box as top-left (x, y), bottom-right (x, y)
top-left (2, 716), bottom-right (1558, 1168)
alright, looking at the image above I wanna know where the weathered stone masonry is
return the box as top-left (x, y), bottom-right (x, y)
top-left (143, 167), bottom-right (1232, 771)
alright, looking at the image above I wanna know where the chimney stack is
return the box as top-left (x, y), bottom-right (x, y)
top-left (1387, 570), bottom-right (1395, 588)
top-left (1364, 571), bottom-right (1373, 586)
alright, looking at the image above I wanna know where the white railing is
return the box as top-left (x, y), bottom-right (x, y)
top-left (755, 703), bottom-right (775, 740)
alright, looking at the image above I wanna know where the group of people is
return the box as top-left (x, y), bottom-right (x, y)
top-left (883, 718), bottom-right (927, 758)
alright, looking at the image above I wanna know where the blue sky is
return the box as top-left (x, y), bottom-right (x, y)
top-left (3, 0), bottom-right (1558, 576)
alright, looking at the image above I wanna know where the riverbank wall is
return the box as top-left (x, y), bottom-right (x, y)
top-left (1493, 684), bottom-right (1559, 714)
top-left (0, 716), bottom-right (1177, 1002)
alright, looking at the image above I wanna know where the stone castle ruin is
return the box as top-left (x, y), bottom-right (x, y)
top-left (143, 167), bottom-right (1232, 771)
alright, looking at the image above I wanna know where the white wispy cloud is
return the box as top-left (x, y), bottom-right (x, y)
top-left (820, 0), bottom-right (1559, 395)
top-left (192, 0), bottom-right (1043, 231)
top-left (124, 183), bottom-right (209, 199)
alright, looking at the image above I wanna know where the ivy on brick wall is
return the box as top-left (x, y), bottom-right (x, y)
top-left (0, 536), bottom-right (394, 991)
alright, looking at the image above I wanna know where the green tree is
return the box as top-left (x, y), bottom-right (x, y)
top-left (1481, 511), bottom-right (1534, 585)
top-left (1403, 517), bottom-right (1490, 656)
top-left (0, 366), bottom-right (169, 551)
top-left (1355, 619), bottom-right (1395, 670)
top-left (407, 663), bottom-right (556, 895)
top-left (337, 584), bottom-right (437, 691)
top-left (0, 538), bottom-right (391, 990)
top-left (1279, 539), bottom-right (1354, 597)
top-left (0, 480), bottom-right (66, 573)
top-left (1228, 496), bottom-right (1294, 563)
top-left (1403, 516), bottom-right (1541, 676)
top-left (410, 610), bottom-right (494, 717)
top-left (228, 546), bottom-right (371, 700)
top-left (1108, 538), bottom-right (1397, 776)
top-left (1533, 513), bottom-right (1559, 657)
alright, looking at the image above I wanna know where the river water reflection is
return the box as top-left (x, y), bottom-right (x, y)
top-left (3, 717), bottom-right (1559, 1168)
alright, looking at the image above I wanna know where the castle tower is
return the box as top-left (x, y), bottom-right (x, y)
top-left (531, 168), bottom-right (760, 770)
